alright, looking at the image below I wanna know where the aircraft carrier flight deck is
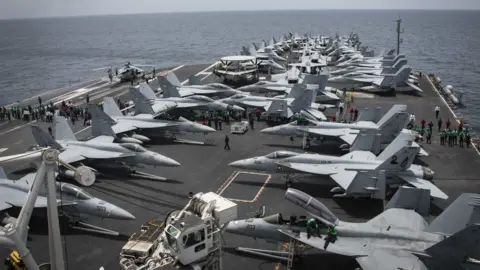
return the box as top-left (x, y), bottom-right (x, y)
top-left (0, 58), bottom-right (479, 270)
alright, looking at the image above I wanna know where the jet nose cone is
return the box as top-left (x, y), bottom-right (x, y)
top-left (260, 127), bottom-right (274, 134)
top-left (201, 125), bottom-right (216, 133)
top-left (156, 155), bottom-right (181, 167)
top-left (231, 105), bottom-right (245, 112)
top-left (225, 220), bottom-right (242, 234)
top-left (110, 206), bottom-right (136, 220)
top-left (228, 159), bottom-right (248, 169)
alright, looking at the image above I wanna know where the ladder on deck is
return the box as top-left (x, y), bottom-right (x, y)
top-left (287, 237), bottom-right (297, 269)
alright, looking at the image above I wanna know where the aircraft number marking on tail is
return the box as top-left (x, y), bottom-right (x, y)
top-left (246, 225), bottom-right (256, 230)
top-left (390, 155), bottom-right (398, 164)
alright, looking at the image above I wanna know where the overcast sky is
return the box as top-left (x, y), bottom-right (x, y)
top-left (2, 0), bottom-right (480, 19)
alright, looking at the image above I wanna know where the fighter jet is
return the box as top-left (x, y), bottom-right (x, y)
top-left (229, 132), bottom-right (446, 200)
top-left (241, 45), bottom-right (286, 73)
top-left (0, 167), bottom-right (135, 235)
top-left (280, 187), bottom-right (480, 270)
top-left (261, 104), bottom-right (409, 146)
top-left (331, 56), bottom-right (407, 76)
top-left (248, 43), bottom-right (287, 63)
top-left (89, 97), bottom-right (215, 142)
top-left (152, 72), bottom-right (240, 98)
top-left (222, 83), bottom-right (328, 120)
top-left (133, 82), bottom-right (244, 116)
top-left (238, 70), bottom-right (339, 103)
top-left (30, 117), bottom-right (180, 186)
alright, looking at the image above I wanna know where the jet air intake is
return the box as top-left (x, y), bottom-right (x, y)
top-left (285, 188), bottom-right (339, 226)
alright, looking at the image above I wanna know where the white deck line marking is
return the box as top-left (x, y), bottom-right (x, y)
top-left (0, 148), bottom-right (8, 153)
top-left (201, 73), bottom-right (213, 81)
top-left (217, 171), bottom-right (271, 203)
top-left (425, 75), bottom-right (480, 156)
top-left (181, 62), bottom-right (219, 85)
top-left (217, 171), bottom-right (240, 196)
top-left (0, 65), bottom-right (187, 137)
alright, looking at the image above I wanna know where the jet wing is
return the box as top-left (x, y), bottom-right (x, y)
top-left (87, 135), bottom-right (115, 144)
top-left (0, 188), bottom-right (29, 211)
top-left (405, 81), bottom-right (423, 93)
top-left (151, 101), bottom-right (178, 115)
top-left (398, 176), bottom-right (448, 199)
top-left (412, 142), bottom-right (428, 156)
top-left (356, 249), bottom-right (425, 270)
top-left (298, 128), bottom-right (358, 144)
top-left (366, 208), bottom-right (428, 231)
top-left (242, 101), bottom-right (272, 109)
top-left (112, 120), bottom-right (177, 134)
top-left (302, 108), bottom-right (327, 120)
top-left (278, 230), bottom-right (367, 257)
top-left (179, 89), bottom-right (221, 97)
top-left (351, 77), bottom-right (384, 86)
top-left (60, 146), bottom-right (135, 164)
top-left (318, 90), bottom-right (340, 100)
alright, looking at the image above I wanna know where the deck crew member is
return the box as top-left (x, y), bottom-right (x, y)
top-left (38, 96), bottom-right (42, 106)
top-left (224, 135), bottom-right (230, 150)
top-left (440, 130), bottom-right (446, 145)
top-left (306, 218), bottom-right (319, 239)
top-left (437, 118), bottom-right (443, 132)
top-left (324, 224), bottom-right (338, 250)
top-left (425, 128), bottom-right (432, 144)
top-left (435, 106), bottom-right (440, 119)
top-left (459, 131), bottom-right (465, 147)
top-left (446, 118), bottom-right (451, 129)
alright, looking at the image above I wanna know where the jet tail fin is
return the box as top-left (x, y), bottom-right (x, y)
top-left (377, 131), bottom-right (416, 161)
top-left (385, 186), bottom-right (430, 216)
top-left (376, 104), bottom-right (408, 134)
top-left (266, 100), bottom-right (289, 118)
top-left (302, 73), bottom-right (329, 89)
top-left (242, 46), bottom-right (251, 56)
top-left (54, 116), bottom-right (77, 141)
top-left (158, 76), bottom-right (182, 98)
top-left (88, 103), bottom-right (116, 125)
top-left (138, 82), bottom-right (158, 100)
top-left (424, 193), bottom-right (480, 235)
top-left (129, 88), bottom-right (155, 115)
top-left (102, 97), bottom-right (124, 118)
top-left (91, 114), bottom-right (116, 138)
top-left (376, 144), bottom-right (419, 171)
top-left (290, 87), bottom-right (314, 109)
top-left (188, 75), bottom-right (202, 86)
top-left (0, 167), bottom-right (7, 179)
top-left (30, 125), bottom-right (63, 149)
top-left (166, 72), bottom-right (182, 87)
top-left (423, 224), bottom-right (480, 267)
top-left (357, 107), bottom-right (381, 123)
top-left (350, 132), bottom-right (381, 154)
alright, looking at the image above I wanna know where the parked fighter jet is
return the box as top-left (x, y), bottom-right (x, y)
top-left (229, 132), bottom-right (446, 200)
top-left (331, 57), bottom-right (407, 76)
top-left (134, 83), bottom-right (244, 115)
top-left (30, 117), bottom-right (180, 186)
top-left (262, 104), bottom-right (407, 145)
top-left (0, 168), bottom-right (134, 235)
top-left (280, 187), bottom-right (480, 270)
top-left (154, 72), bottom-right (239, 98)
top-left (89, 97), bottom-right (215, 142)
top-left (222, 84), bottom-right (328, 120)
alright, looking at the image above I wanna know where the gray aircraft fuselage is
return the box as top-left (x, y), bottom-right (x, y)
top-left (229, 152), bottom-right (432, 185)
top-left (112, 115), bottom-right (215, 134)
top-left (58, 140), bottom-right (179, 167)
top-left (225, 215), bottom-right (310, 243)
top-left (0, 179), bottom-right (134, 220)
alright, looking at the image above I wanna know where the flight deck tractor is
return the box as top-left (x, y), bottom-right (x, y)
top-left (119, 192), bottom-right (237, 270)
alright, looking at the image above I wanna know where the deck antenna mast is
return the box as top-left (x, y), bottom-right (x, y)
top-left (396, 17), bottom-right (404, 55)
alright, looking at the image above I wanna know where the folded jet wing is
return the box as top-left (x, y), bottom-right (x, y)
top-left (111, 120), bottom-right (178, 134)
top-left (58, 136), bottom-right (136, 164)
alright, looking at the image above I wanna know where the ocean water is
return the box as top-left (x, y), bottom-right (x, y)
top-left (0, 10), bottom-right (479, 128)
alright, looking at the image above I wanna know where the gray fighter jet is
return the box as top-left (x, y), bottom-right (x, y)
top-left (0, 167), bottom-right (134, 235)
top-left (153, 72), bottom-right (240, 98)
top-left (90, 97), bottom-right (215, 142)
top-left (133, 82), bottom-right (244, 116)
top-left (31, 117), bottom-right (180, 186)
top-left (229, 132), bottom-right (446, 200)
top-left (279, 187), bottom-right (480, 270)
